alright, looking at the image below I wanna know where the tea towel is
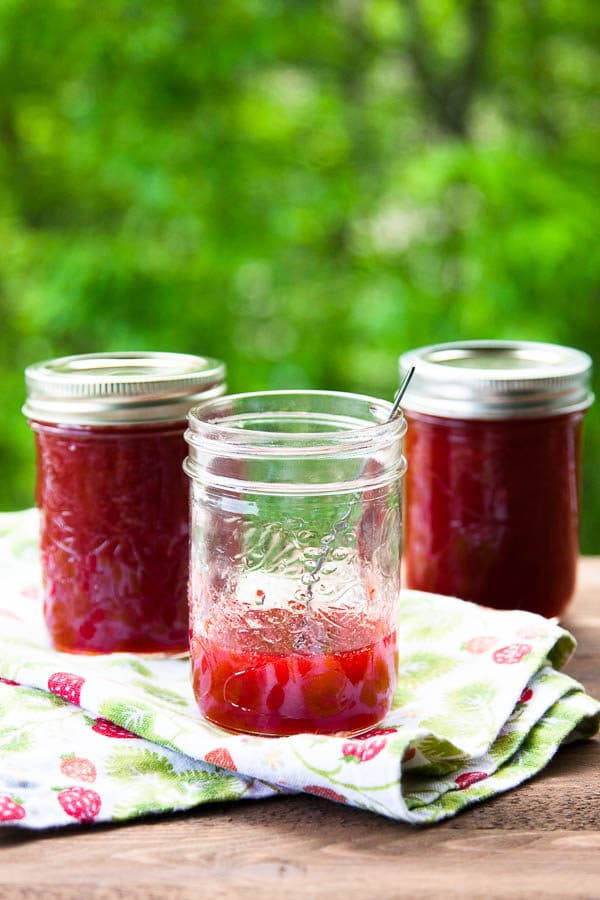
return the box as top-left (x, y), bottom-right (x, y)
top-left (0, 510), bottom-right (597, 829)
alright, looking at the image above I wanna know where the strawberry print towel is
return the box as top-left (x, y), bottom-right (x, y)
top-left (0, 510), bottom-right (598, 829)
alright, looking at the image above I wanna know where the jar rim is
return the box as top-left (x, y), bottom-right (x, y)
top-left (186, 389), bottom-right (406, 454)
top-left (185, 390), bottom-right (407, 495)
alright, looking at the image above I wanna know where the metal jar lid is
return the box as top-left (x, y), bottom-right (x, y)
top-left (398, 340), bottom-right (594, 420)
top-left (23, 352), bottom-right (226, 425)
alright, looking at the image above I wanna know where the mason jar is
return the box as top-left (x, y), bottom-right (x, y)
top-left (23, 351), bottom-right (225, 654)
top-left (399, 340), bottom-right (593, 618)
top-left (184, 391), bottom-right (406, 736)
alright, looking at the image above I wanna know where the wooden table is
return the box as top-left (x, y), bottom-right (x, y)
top-left (1, 562), bottom-right (599, 899)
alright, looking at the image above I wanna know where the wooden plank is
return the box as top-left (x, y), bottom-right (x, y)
top-left (1, 559), bottom-right (599, 898)
top-left (1, 806), bottom-right (599, 899)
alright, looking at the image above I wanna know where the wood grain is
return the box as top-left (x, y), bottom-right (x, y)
top-left (1, 560), bottom-right (599, 899)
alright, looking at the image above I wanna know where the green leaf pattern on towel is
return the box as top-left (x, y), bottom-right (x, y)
top-left (0, 510), bottom-right (598, 830)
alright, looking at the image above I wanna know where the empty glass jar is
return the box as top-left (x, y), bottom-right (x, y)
top-left (184, 391), bottom-right (407, 736)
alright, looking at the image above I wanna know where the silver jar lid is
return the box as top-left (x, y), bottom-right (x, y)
top-left (23, 352), bottom-right (226, 425)
top-left (398, 340), bottom-right (594, 420)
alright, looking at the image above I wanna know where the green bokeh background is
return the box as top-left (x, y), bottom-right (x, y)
top-left (1, 0), bottom-right (598, 550)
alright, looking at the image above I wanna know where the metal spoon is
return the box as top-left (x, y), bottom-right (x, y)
top-left (300, 366), bottom-right (415, 605)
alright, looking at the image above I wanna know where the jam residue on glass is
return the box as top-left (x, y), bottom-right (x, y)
top-left (33, 421), bottom-right (190, 654)
top-left (190, 607), bottom-right (397, 736)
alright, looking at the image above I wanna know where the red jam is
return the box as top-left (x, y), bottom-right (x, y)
top-left (32, 421), bottom-right (190, 654)
top-left (191, 608), bottom-right (397, 735)
top-left (404, 410), bottom-right (584, 618)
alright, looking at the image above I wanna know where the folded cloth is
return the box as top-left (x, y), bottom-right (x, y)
top-left (0, 510), bottom-right (598, 829)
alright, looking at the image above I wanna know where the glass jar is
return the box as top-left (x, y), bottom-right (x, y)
top-left (399, 341), bottom-right (593, 618)
top-left (184, 391), bottom-right (406, 736)
top-left (23, 352), bottom-right (225, 654)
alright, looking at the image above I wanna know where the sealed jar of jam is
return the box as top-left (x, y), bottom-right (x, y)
top-left (399, 341), bottom-right (593, 619)
top-left (184, 391), bottom-right (406, 736)
top-left (23, 352), bottom-right (225, 654)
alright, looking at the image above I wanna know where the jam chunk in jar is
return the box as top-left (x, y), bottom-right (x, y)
top-left (24, 352), bottom-right (225, 654)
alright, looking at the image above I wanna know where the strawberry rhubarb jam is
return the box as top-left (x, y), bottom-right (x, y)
top-left (399, 341), bottom-right (593, 618)
top-left (185, 390), bottom-right (406, 735)
top-left (191, 608), bottom-right (397, 736)
top-left (33, 422), bottom-right (191, 653)
top-left (24, 352), bottom-right (225, 654)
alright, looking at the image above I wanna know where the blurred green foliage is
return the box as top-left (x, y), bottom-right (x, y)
top-left (1, 0), bottom-right (599, 549)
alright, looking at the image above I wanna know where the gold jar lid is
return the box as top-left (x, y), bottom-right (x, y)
top-left (399, 340), bottom-right (593, 419)
top-left (23, 351), bottom-right (226, 425)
